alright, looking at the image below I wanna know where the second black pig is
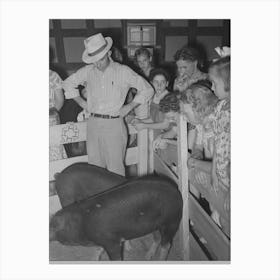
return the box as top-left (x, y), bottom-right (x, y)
top-left (50, 175), bottom-right (183, 260)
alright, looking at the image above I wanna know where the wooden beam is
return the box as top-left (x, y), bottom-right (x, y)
top-left (177, 114), bottom-right (189, 260)
top-left (162, 27), bottom-right (189, 36)
top-left (153, 152), bottom-right (178, 183)
top-left (189, 194), bottom-right (230, 260)
top-left (49, 121), bottom-right (87, 146)
top-left (59, 29), bottom-right (88, 37)
top-left (196, 26), bottom-right (224, 36)
top-left (223, 19), bottom-right (231, 46)
top-left (52, 20), bottom-right (66, 65)
top-left (49, 155), bottom-right (88, 180)
top-left (188, 20), bottom-right (197, 45)
top-left (137, 129), bottom-right (148, 176)
top-left (148, 129), bottom-right (154, 173)
top-left (86, 20), bottom-right (95, 36)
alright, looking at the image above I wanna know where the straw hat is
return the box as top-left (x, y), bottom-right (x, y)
top-left (82, 33), bottom-right (113, 64)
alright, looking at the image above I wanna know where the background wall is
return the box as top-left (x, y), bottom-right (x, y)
top-left (49, 19), bottom-right (230, 78)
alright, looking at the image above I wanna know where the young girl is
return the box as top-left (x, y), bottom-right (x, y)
top-left (134, 47), bottom-right (154, 79)
top-left (173, 47), bottom-right (208, 151)
top-left (132, 68), bottom-right (171, 135)
top-left (173, 47), bottom-right (208, 92)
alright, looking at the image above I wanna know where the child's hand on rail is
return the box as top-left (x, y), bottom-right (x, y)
top-left (211, 172), bottom-right (219, 196)
top-left (130, 118), bottom-right (141, 125)
top-left (195, 171), bottom-right (208, 186)
top-left (224, 193), bottom-right (230, 213)
top-left (133, 122), bottom-right (146, 131)
top-left (153, 136), bottom-right (168, 151)
top-left (191, 150), bottom-right (204, 160)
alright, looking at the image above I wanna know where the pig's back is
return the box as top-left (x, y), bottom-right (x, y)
top-left (82, 176), bottom-right (183, 242)
top-left (56, 163), bottom-right (126, 207)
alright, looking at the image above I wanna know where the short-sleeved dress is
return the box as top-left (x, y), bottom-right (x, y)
top-left (149, 90), bottom-right (175, 138)
top-left (49, 70), bottom-right (67, 161)
top-left (195, 113), bottom-right (215, 160)
top-left (213, 98), bottom-right (230, 190)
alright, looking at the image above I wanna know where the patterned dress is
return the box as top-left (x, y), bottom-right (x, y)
top-left (49, 70), bottom-right (67, 161)
top-left (213, 98), bottom-right (231, 190)
top-left (195, 113), bottom-right (215, 159)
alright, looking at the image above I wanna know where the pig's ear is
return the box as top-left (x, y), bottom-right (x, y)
top-left (54, 172), bottom-right (60, 180)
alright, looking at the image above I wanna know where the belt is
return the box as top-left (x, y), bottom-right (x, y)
top-left (91, 113), bottom-right (119, 119)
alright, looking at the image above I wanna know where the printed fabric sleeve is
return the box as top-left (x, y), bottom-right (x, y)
top-left (50, 71), bottom-right (63, 90)
top-left (215, 99), bottom-right (231, 189)
top-left (122, 65), bottom-right (154, 104)
top-left (62, 66), bottom-right (89, 99)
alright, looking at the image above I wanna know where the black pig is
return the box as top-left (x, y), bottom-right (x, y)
top-left (55, 163), bottom-right (127, 208)
top-left (50, 175), bottom-right (183, 261)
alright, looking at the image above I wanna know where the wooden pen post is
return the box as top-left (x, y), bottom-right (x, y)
top-left (177, 114), bottom-right (190, 260)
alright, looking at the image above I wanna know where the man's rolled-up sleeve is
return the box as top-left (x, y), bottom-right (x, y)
top-left (124, 66), bottom-right (154, 104)
top-left (62, 66), bottom-right (88, 99)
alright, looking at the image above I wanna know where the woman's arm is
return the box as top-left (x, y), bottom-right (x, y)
top-left (160, 126), bottom-right (178, 139)
top-left (133, 119), bottom-right (170, 131)
top-left (73, 96), bottom-right (88, 111)
top-left (54, 88), bottom-right (64, 111)
top-left (189, 158), bottom-right (212, 173)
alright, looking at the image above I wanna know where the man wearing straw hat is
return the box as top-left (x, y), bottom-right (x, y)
top-left (63, 33), bottom-right (154, 176)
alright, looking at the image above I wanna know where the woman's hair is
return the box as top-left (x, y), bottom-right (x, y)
top-left (159, 92), bottom-right (181, 113)
top-left (111, 47), bottom-right (123, 63)
top-left (174, 47), bottom-right (200, 62)
top-left (181, 79), bottom-right (218, 118)
top-left (149, 68), bottom-right (170, 83)
top-left (209, 56), bottom-right (230, 92)
top-left (134, 47), bottom-right (152, 59)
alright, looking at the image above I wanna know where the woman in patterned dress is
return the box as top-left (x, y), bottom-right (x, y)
top-left (208, 55), bottom-right (231, 236)
top-left (49, 70), bottom-right (67, 161)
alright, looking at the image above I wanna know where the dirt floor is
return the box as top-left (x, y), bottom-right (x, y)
top-left (49, 229), bottom-right (183, 262)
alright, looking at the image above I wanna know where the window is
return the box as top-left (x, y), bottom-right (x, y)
top-left (127, 23), bottom-right (156, 57)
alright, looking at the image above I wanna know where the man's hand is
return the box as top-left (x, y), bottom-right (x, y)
top-left (153, 136), bottom-right (168, 151)
top-left (119, 102), bottom-right (139, 118)
top-left (187, 157), bottom-right (196, 169)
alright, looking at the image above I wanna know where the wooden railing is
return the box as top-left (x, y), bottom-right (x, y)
top-left (49, 121), bottom-right (149, 182)
top-left (152, 115), bottom-right (230, 261)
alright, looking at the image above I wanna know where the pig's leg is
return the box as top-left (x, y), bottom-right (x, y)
top-left (158, 242), bottom-right (171, 260)
top-left (92, 246), bottom-right (105, 261)
top-left (158, 223), bottom-right (178, 260)
top-left (103, 241), bottom-right (123, 261)
top-left (145, 231), bottom-right (161, 260)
